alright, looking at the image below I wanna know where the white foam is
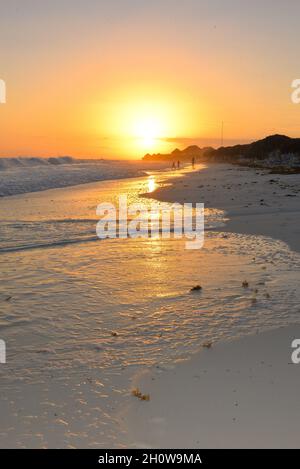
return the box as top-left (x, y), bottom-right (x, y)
top-left (0, 158), bottom-right (168, 196)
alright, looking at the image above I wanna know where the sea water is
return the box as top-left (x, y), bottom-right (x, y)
top-left (0, 166), bottom-right (299, 447)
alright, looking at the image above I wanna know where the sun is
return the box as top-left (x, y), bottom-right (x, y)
top-left (88, 83), bottom-right (205, 157)
top-left (133, 117), bottom-right (163, 149)
top-left (92, 89), bottom-right (194, 157)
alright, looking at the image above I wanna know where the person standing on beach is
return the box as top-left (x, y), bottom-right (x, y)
top-left (192, 157), bottom-right (195, 169)
top-left (177, 160), bottom-right (180, 169)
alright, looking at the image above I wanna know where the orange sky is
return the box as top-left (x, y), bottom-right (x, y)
top-left (0, 1), bottom-right (300, 159)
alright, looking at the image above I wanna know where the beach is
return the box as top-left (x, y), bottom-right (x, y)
top-left (127, 325), bottom-right (300, 448)
top-left (2, 0), bottom-right (300, 455)
top-left (126, 163), bottom-right (300, 448)
top-left (145, 163), bottom-right (300, 253)
top-left (0, 163), bottom-right (300, 448)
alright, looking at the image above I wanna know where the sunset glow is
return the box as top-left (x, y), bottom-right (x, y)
top-left (1, 1), bottom-right (300, 159)
top-left (86, 86), bottom-right (202, 157)
top-left (1, 0), bottom-right (300, 452)
top-left (134, 117), bottom-right (163, 149)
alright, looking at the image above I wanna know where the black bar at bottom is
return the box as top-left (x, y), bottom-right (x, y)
top-left (0, 448), bottom-right (295, 466)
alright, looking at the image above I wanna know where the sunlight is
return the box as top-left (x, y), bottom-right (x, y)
top-left (129, 108), bottom-right (169, 153)
top-left (134, 117), bottom-right (163, 149)
top-left (88, 84), bottom-right (206, 158)
top-left (147, 175), bottom-right (157, 193)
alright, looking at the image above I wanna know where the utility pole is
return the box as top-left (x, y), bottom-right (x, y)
top-left (221, 121), bottom-right (224, 147)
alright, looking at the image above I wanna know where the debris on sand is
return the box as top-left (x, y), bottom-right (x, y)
top-left (242, 280), bottom-right (249, 288)
top-left (0, 295), bottom-right (12, 302)
top-left (190, 285), bottom-right (202, 292)
top-left (202, 341), bottom-right (213, 349)
top-left (131, 388), bottom-right (150, 401)
top-left (111, 331), bottom-right (119, 337)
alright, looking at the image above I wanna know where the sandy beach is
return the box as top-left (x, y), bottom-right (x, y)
top-left (2, 0), bottom-right (300, 456)
top-left (127, 325), bottom-right (300, 448)
top-left (125, 163), bottom-right (300, 448)
top-left (145, 163), bottom-right (300, 253)
top-left (1, 162), bottom-right (300, 448)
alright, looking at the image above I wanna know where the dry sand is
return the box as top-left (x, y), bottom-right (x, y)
top-left (127, 325), bottom-right (300, 448)
top-left (146, 163), bottom-right (300, 253)
top-left (126, 163), bottom-right (300, 448)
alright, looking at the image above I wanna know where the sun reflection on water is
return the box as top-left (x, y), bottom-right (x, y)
top-left (147, 176), bottom-right (157, 193)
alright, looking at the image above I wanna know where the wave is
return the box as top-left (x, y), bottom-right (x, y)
top-left (0, 156), bottom-right (75, 170)
top-left (0, 203), bottom-right (225, 254)
top-left (0, 235), bottom-right (100, 254)
top-left (0, 158), bottom-right (169, 197)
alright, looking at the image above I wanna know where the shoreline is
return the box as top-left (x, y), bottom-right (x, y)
top-left (0, 160), bottom-right (170, 198)
top-left (125, 162), bottom-right (300, 448)
top-left (145, 162), bottom-right (300, 254)
top-left (1, 162), bottom-right (300, 447)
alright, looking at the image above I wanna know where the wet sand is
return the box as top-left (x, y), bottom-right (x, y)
top-left (1, 162), bottom-right (300, 448)
top-left (126, 163), bottom-right (300, 448)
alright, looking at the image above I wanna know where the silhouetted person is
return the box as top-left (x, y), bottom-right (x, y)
top-left (192, 157), bottom-right (195, 169)
top-left (177, 160), bottom-right (180, 169)
top-left (172, 161), bottom-right (176, 170)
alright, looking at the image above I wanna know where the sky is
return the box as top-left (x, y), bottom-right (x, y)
top-left (0, 0), bottom-right (300, 159)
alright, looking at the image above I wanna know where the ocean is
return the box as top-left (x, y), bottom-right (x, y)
top-left (0, 162), bottom-right (299, 447)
